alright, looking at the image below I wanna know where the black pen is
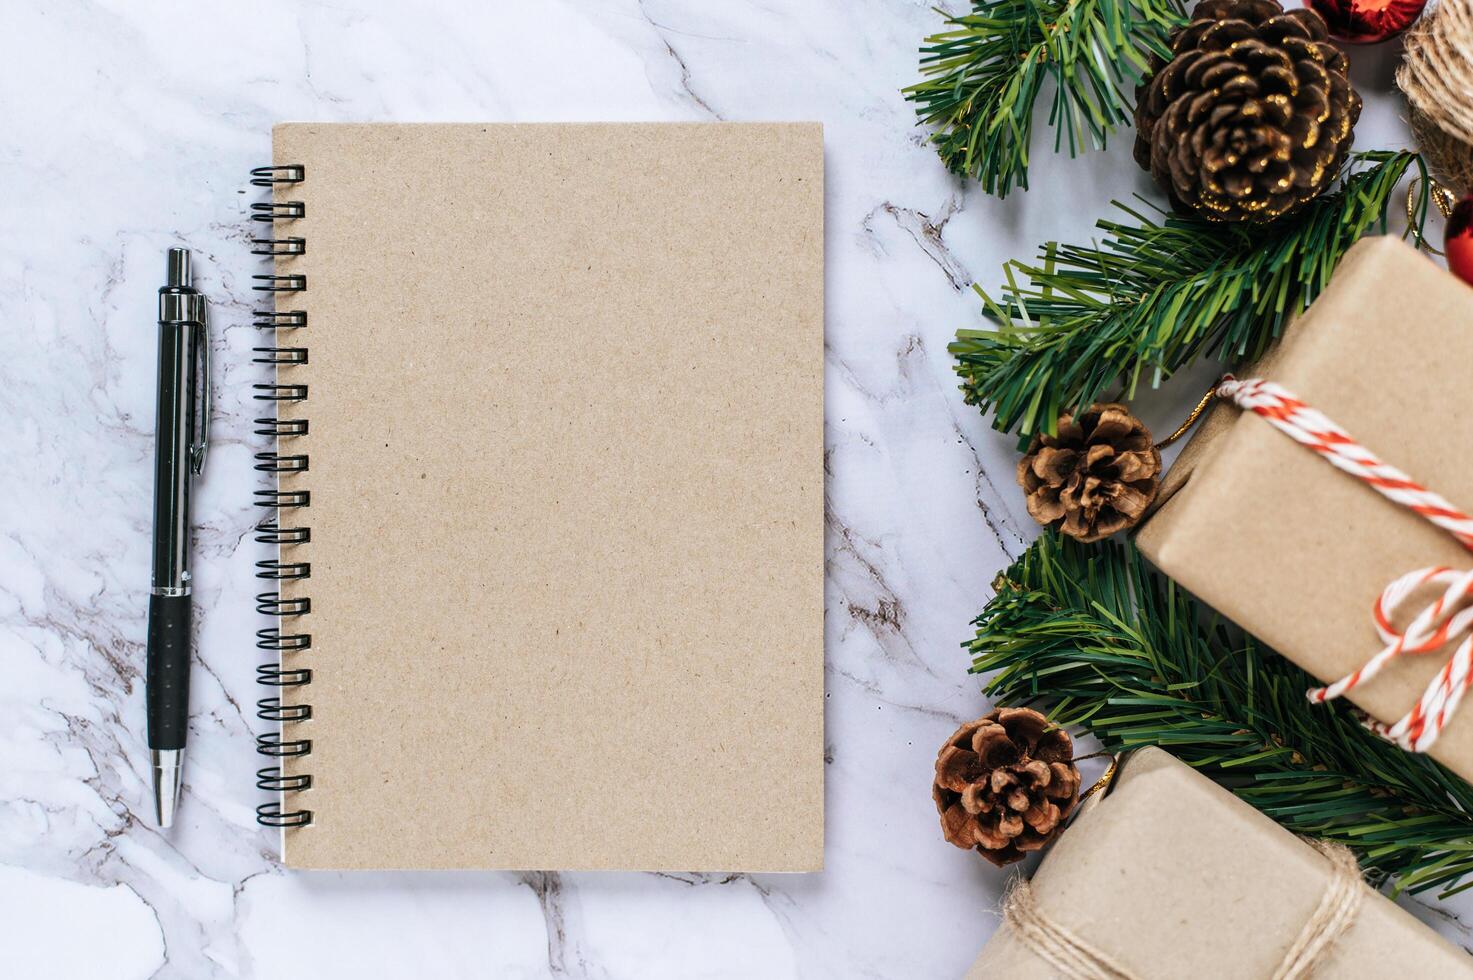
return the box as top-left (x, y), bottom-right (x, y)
top-left (148, 247), bottom-right (210, 828)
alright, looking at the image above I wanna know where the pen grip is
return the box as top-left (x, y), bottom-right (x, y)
top-left (147, 593), bottom-right (192, 750)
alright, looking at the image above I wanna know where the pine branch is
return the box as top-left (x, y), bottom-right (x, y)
top-left (967, 531), bottom-right (1473, 896)
top-left (903, 0), bottom-right (1185, 197)
top-left (951, 151), bottom-right (1430, 437)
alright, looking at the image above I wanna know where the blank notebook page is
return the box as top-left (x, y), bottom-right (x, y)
top-left (271, 122), bottom-right (824, 870)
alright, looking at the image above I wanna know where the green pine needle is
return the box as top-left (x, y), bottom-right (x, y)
top-left (903, 0), bottom-right (1185, 196)
top-left (951, 151), bottom-right (1431, 437)
top-left (968, 531), bottom-right (1473, 896)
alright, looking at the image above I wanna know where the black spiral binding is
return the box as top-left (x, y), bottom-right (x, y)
top-left (250, 164), bottom-right (314, 828)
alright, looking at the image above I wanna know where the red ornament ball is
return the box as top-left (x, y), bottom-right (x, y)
top-left (1447, 197), bottom-right (1473, 288)
top-left (1307, 0), bottom-right (1426, 42)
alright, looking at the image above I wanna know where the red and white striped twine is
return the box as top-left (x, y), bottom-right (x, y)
top-left (1215, 376), bottom-right (1473, 754)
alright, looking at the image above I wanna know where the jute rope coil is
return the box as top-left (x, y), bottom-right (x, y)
top-left (1398, 0), bottom-right (1473, 196)
top-left (1001, 839), bottom-right (1364, 979)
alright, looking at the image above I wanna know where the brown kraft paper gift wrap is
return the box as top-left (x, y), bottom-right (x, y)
top-left (1135, 236), bottom-right (1473, 786)
top-left (966, 747), bottom-right (1471, 978)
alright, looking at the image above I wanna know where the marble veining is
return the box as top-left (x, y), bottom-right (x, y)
top-left (1, 1), bottom-right (1467, 977)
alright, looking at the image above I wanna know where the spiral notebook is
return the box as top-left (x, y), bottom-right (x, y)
top-left (252, 123), bottom-right (824, 870)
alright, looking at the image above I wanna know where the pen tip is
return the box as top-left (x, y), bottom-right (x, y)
top-left (151, 749), bottom-right (183, 829)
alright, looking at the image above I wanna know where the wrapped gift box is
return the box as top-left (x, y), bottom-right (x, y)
top-left (967, 747), bottom-right (1469, 977)
top-left (1136, 236), bottom-right (1473, 783)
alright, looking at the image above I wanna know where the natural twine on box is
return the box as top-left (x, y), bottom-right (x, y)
top-left (1398, 0), bottom-right (1473, 196)
top-left (1001, 839), bottom-right (1364, 980)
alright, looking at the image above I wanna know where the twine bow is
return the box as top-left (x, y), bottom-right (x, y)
top-left (1217, 376), bottom-right (1473, 752)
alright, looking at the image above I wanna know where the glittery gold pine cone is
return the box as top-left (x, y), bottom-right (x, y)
top-left (1133, 0), bottom-right (1361, 223)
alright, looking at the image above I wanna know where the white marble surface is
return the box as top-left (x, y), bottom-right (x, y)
top-left (2, 1), bottom-right (1469, 977)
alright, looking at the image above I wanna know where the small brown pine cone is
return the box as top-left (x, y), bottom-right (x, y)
top-left (1133, 0), bottom-right (1361, 223)
top-left (932, 708), bottom-right (1081, 866)
top-left (1017, 404), bottom-right (1161, 543)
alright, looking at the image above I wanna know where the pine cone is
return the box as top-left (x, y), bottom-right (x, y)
top-left (1016, 404), bottom-right (1161, 543)
top-left (1133, 0), bottom-right (1361, 223)
top-left (932, 708), bottom-right (1081, 866)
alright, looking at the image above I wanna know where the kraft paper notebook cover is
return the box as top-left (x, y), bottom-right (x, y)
top-left (256, 123), bottom-right (824, 870)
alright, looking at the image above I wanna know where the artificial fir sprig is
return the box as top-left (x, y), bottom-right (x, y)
top-left (903, 0), bottom-right (1185, 196)
top-left (968, 531), bottom-right (1473, 896)
top-left (952, 151), bottom-right (1431, 437)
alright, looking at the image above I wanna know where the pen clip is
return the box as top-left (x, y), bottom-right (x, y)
top-left (190, 301), bottom-right (211, 476)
